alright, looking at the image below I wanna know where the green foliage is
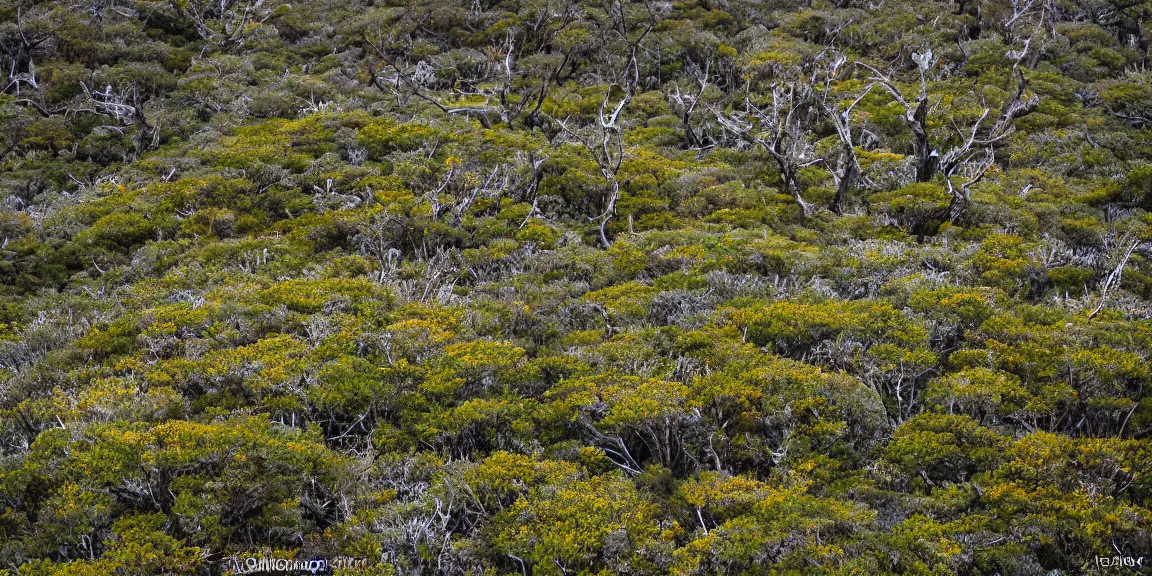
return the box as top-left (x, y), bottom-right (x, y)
top-left (492, 472), bottom-right (662, 575)
top-left (2, 0), bottom-right (1152, 572)
top-left (879, 414), bottom-right (1011, 493)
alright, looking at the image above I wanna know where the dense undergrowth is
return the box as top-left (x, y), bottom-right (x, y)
top-left (2, 0), bottom-right (1152, 574)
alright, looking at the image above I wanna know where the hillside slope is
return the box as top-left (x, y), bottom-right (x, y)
top-left (2, 0), bottom-right (1152, 573)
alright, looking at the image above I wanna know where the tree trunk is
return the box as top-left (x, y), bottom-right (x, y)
top-left (830, 145), bottom-right (860, 215)
top-left (785, 169), bottom-right (811, 217)
top-left (912, 98), bottom-right (937, 182)
top-left (948, 189), bottom-right (969, 224)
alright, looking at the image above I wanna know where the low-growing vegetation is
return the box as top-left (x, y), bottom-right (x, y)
top-left (1, 0), bottom-right (1152, 573)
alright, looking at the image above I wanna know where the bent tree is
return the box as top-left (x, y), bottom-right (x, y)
top-left (714, 81), bottom-right (823, 218)
top-left (862, 54), bottom-right (1039, 223)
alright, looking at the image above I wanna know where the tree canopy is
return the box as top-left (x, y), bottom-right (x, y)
top-left (2, 0), bottom-right (1152, 574)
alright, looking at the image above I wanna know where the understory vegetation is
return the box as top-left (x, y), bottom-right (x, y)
top-left (2, 0), bottom-right (1152, 573)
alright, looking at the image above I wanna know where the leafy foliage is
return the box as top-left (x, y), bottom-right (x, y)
top-left (2, 0), bottom-right (1152, 573)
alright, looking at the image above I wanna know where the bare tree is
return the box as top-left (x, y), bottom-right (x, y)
top-left (667, 59), bottom-right (713, 149)
top-left (714, 82), bottom-right (824, 218)
top-left (512, 150), bottom-right (550, 228)
top-left (363, 5), bottom-right (581, 130)
top-left (557, 88), bottom-right (631, 248)
top-left (172, 0), bottom-right (281, 53)
top-left (858, 52), bottom-right (936, 183)
top-left (80, 81), bottom-right (160, 158)
top-left (365, 49), bottom-right (504, 128)
top-left (944, 148), bottom-right (996, 224)
top-left (1089, 222), bottom-right (1147, 320)
top-left (861, 55), bottom-right (1038, 223)
top-left (0, 7), bottom-right (51, 97)
top-left (816, 57), bottom-right (876, 214)
top-left (553, 0), bottom-right (654, 247)
top-left (937, 68), bottom-right (1039, 222)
